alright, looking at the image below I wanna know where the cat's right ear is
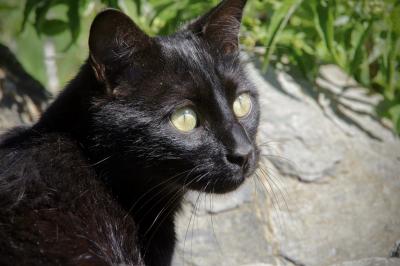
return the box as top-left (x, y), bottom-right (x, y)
top-left (89, 9), bottom-right (152, 82)
top-left (186, 0), bottom-right (247, 55)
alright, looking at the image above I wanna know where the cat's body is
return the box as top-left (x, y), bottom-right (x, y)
top-left (0, 131), bottom-right (144, 266)
top-left (0, 0), bottom-right (259, 265)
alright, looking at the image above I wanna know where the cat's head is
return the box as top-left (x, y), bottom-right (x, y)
top-left (87, 0), bottom-right (259, 194)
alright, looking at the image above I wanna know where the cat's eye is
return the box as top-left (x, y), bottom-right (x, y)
top-left (233, 93), bottom-right (252, 118)
top-left (170, 107), bottom-right (197, 132)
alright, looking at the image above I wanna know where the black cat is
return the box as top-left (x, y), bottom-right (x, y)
top-left (0, 0), bottom-right (259, 265)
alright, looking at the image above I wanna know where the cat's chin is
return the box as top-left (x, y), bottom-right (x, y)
top-left (209, 178), bottom-right (246, 194)
top-left (187, 173), bottom-right (246, 194)
top-left (186, 155), bottom-right (259, 194)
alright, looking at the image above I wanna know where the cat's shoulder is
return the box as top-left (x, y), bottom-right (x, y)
top-left (1, 126), bottom-right (83, 156)
top-left (0, 127), bottom-right (144, 266)
top-left (0, 126), bottom-right (87, 173)
top-left (0, 127), bottom-right (92, 207)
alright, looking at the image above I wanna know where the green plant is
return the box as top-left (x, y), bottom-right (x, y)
top-left (243, 0), bottom-right (400, 133)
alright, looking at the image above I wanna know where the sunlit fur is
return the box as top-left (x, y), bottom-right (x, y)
top-left (0, 1), bottom-right (258, 266)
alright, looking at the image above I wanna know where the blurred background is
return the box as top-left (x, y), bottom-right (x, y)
top-left (0, 0), bottom-right (399, 266)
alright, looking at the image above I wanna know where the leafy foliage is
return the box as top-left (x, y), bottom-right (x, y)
top-left (0, 0), bottom-right (399, 133)
top-left (244, 0), bottom-right (400, 133)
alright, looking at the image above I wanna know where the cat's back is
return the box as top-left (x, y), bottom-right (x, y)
top-left (0, 128), bottom-right (144, 266)
top-left (0, 128), bottom-right (94, 210)
top-left (0, 128), bottom-right (85, 209)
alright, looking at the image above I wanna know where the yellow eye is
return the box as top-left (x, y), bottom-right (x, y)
top-left (170, 107), bottom-right (197, 132)
top-left (233, 93), bottom-right (252, 118)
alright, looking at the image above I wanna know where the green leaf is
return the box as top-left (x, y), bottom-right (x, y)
top-left (390, 4), bottom-right (400, 36)
top-left (21, 0), bottom-right (42, 32)
top-left (263, 0), bottom-right (304, 71)
top-left (33, 0), bottom-right (53, 36)
top-left (150, 2), bottom-right (176, 26)
top-left (158, 8), bottom-right (184, 35)
top-left (0, 3), bottom-right (17, 11)
top-left (40, 19), bottom-right (68, 35)
top-left (384, 32), bottom-right (399, 99)
top-left (134, 0), bottom-right (142, 16)
top-left (65, 0), bottom-right (80, 49)
top-left (389, 104), bottom-right (400, 132)
top-left (101, 0), bottom-right (119, 9)
top-left (313, 0), bottom-right (340, 65)
top-left (289, 46), bottom-right (317, 80)
top-left (350, 19), bottom-right (373, 85)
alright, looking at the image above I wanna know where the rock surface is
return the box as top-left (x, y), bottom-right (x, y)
top-left (331, 258), bottom-right (400, 266)
top-left (172, 63), bottom-right (400, 266)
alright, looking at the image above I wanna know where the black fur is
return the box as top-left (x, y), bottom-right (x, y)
top-left (0, 0), bottom-right (259, 265)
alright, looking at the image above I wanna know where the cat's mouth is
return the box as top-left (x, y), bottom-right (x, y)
top-left (187, 148), bottom-right (259, 194)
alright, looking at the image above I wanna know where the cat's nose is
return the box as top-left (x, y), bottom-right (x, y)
top-left (226, 123), bottom-right (253, 168)
top-left (226, 144), bottom-right (253, 168)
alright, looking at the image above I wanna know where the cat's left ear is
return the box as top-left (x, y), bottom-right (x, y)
top-left (89, 9), bottom-right (152, 82)
top-left (186, 0), bottom-right (247, 54)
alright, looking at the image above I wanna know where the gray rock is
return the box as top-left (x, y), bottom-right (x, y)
top-left (184, 179), bottom-right (254, 215)
top-left (173, 63), bottom-right (400, 266)
top-left (172, 190), bottom-right (276, 266)
top-left (390, 241), bottom-right (400, 258)
top-left (331, 257), bottom-right (400, 266)
top-left (240, 264), bottom-right (276, 266)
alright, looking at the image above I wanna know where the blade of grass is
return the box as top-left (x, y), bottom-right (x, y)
top-left (263, 0), bottom-right (303, 71)
top-left (150, 2), bottom-right (176, 26)
top-left (313, 0), bottom-right (340, 66)
top-left (64, 0), bottom-right (80, 50)
top-left (350, 19), bottom-right (373, 85)
top-left (21, 0), bottom-right (43, 33)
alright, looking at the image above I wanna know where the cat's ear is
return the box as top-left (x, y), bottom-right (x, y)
top-left (89, 9), bottom-right (151, 82)
top-left (186, 0), bottom-right (247, 54)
